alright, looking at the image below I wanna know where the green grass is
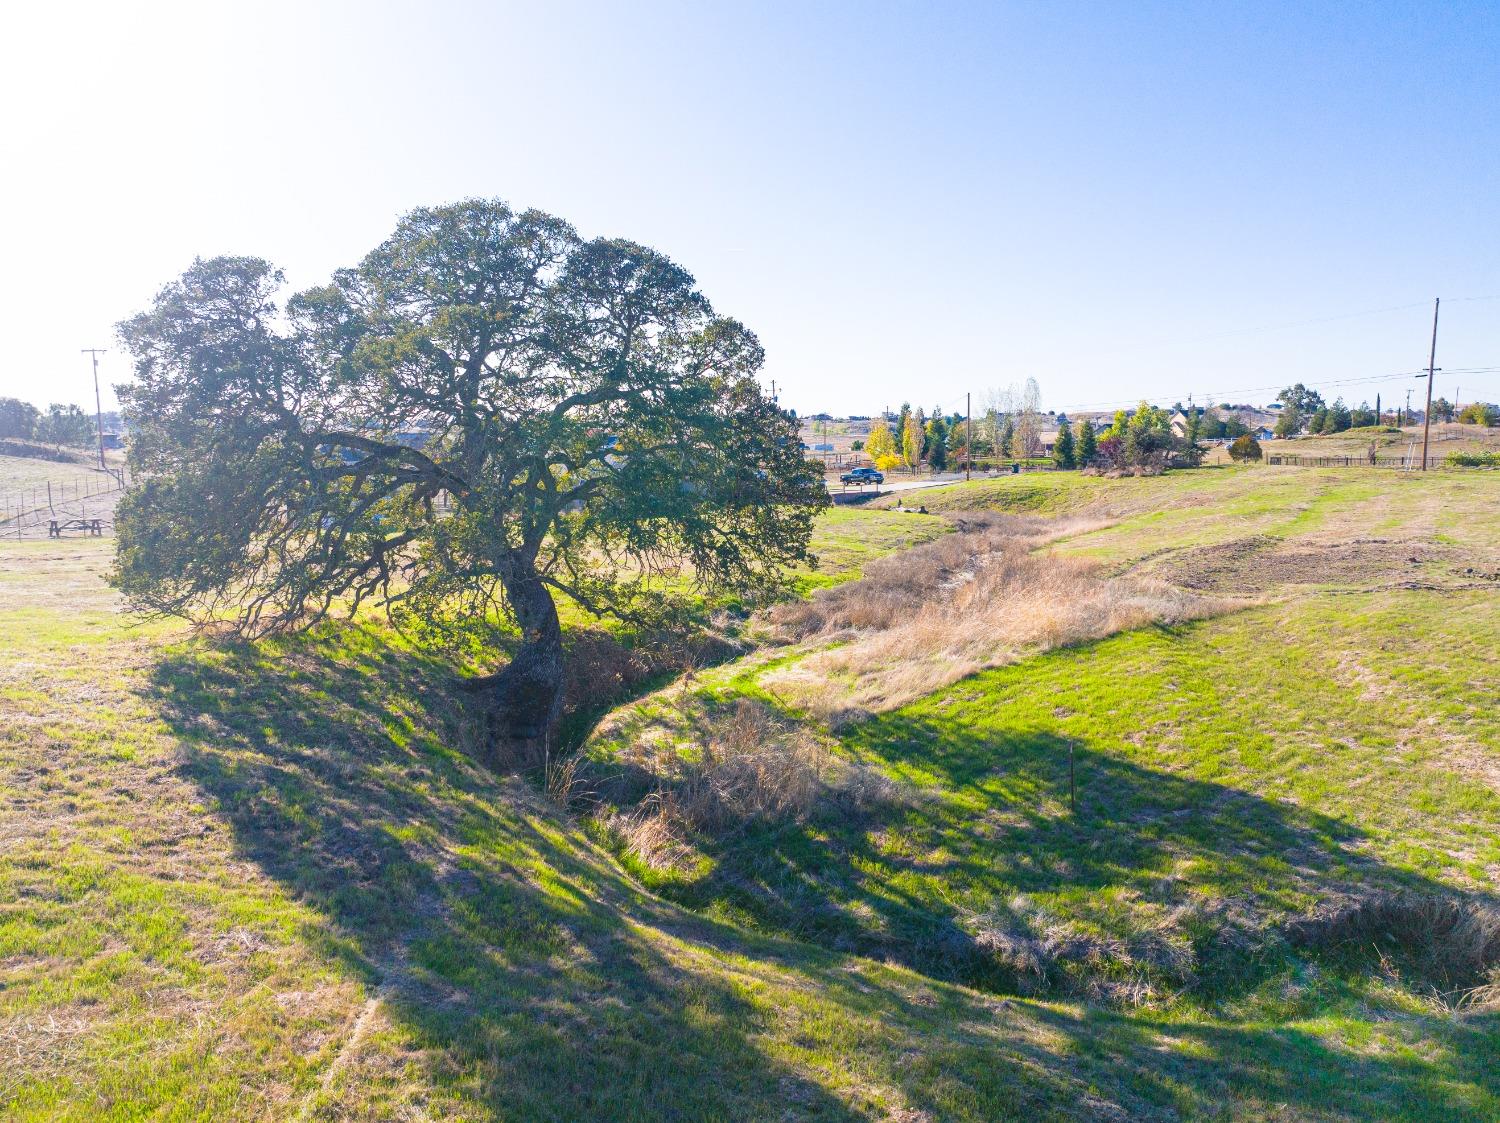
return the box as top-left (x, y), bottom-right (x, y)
top-left (4, 468), bottom-right (1500, 1120)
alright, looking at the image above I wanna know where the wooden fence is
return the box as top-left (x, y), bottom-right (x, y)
top-left (1266, 454), bottom-right (1457, 470)
top-left (0, 471), bottom-right (125, 537)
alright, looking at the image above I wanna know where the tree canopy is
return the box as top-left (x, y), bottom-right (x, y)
top-left (0, 397), bottom-right (40, 440)
top-left (35, 403), bottom-right (95, 450)
top-left (113, 199), bottom-right (826, 762)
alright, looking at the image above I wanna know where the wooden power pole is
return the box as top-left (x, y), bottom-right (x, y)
top-left (82, 348), bottom-right (107, 470)
top-left (965, 392), bottom-right (972, 481)
top-left (1420, 298), bottom-right (1439, 472)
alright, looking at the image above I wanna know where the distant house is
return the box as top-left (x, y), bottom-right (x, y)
top-left (1169, 411), bottom-right (1190, 438)
top-left (1254, 426), bottom-right (1276, 441)
top-left (100, 432), bottom-right (124, 450)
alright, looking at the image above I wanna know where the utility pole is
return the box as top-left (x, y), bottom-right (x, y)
top-left (965, 392), bottom-right (972, 481)
top-left (1421, 298), bottom-right (1439, 472)
top-left (1404, 388), bottom-right (1412, 428)
top-left (82, 348), bottom-right (107, 470)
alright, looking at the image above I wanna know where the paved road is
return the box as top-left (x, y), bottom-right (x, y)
top-left (826, 472), bottom-right (975, 500)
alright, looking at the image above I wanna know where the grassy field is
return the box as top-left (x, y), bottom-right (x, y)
top-left (0, 452), bottom-right (113, 501)
top-left (1265, 422), bottom-right (1500, 461)
top-left (3, 467), bottom-right (1499, 1119)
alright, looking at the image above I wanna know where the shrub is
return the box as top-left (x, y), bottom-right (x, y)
top-left (1447, 451), bottom-right (1500, 468)
top-left (1228, 434), bottom-right (1262, 462)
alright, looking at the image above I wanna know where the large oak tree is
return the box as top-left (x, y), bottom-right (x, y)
top-left (114, 199), bottom-right (825, 764)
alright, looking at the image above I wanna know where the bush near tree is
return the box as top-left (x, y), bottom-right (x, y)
top-left (1457, 402), bottom-right (1499, 426)
top-left (1229, 434), bottom-right (1263, 462)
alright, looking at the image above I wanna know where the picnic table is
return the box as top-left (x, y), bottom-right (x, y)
top-left (48, 518), bottom-right (105, 538)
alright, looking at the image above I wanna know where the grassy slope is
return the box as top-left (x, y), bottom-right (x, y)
top-left (3, 480), bottom-right (1498, 1120)
top-left (0, 453), bottom-right (110, 503)
top-left (592, 466), bottom-right (1500, 1120)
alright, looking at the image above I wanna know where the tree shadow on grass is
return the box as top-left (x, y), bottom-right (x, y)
top-left (141, 626), bottom-right (1500, 1121)
top-left (145, 626), bottom-right (876, 1120)
top-left (657, 702), bottom-right (1497, 1006)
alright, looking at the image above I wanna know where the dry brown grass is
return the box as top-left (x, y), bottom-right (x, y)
top-left (763, 513), bottom-right (1231, 720)
top-left (1285, 892), bottom-right (1500, 1007)
top-left (591, 698), bottom-right (904, 870)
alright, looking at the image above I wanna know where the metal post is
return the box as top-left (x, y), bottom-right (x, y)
top-left (1421, 298), bottom-right (1439, 471)
top-left (965, 392), bottom-right (972, 481)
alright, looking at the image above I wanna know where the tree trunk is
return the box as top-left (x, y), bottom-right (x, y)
top-left (477, 560), bottom-right (564, 770)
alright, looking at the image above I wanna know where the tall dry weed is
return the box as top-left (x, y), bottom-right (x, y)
top-left (765, 513), bottom-right (1230, 718)
top-left (596, 697), bottom-right (904, 870)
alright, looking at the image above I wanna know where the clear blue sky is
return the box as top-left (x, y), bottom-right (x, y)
top-left (2, 0), bottom-right (1496, 416)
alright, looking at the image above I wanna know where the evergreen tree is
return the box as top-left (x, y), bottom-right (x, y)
top-left (1052, 418), bottom-right (1076, 469)
top-left (999, 416), bottom-right (1014, 458)
top-left (1077, 418), bottom-right (1097, 465)
top-left (924, 415), bottom-right (949, 470)
top-left (1275, 406), bottom-right (1303, 438)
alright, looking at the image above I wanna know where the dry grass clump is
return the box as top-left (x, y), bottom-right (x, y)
top-left (764, 514), bottom-right (1229, 718)
top-left (959, 895), bottom-right (1209, 1004)
top-left (1285, 892), bottom-right (1500, 1006)
top-left (591, 699), bottom-right (905, 870)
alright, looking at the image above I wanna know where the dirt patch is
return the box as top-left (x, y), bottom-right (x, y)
top-left (1161, 535), bottom-right (1499, 594)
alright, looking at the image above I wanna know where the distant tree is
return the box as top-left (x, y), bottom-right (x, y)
top-left (924, 415), bottom-right (948, 471)
top-left (850, 438), bottom-right (864, 452)
top-left (1274, 406), bottom-right (1303, 439)
top-left (35, 403), bottom-right (95, 451)
top-left (1228, 434), bottom-right (1263, 462)
top-left (1185, 409), bottom-right (1201, 445)
top-left (1457, 402), bottom-right (1499, 426)
top-left (1103, 409), bottom-right (1130, 441)
top-left (112, 200), bottom-right (826, 765)
top-left (895, 403), bottom-right (912, 451)
top-left (999, 416), bottom-right (1015, 458)
top-left (1222, 416), bottom-right (1250, 439)
top-left (865, 420), bottom-right (897, 464)
top-left (1430, 397), bottom-right (1454, 423)
top-left (1015, 377), bottom-right (1043, 458)
top-left (945, 414), bottom-right (969, 468)
top-left (901, 413), bottom-right (923, 473)
top-left (1328, 397), bottom-right (1352, 432)
top-left (1076, 418), bottom-right (1097, 465)
top-left (1278, 383), bottom-right (1324, 416)
top-left (1095, 434), bottom-right (1122, 468)
top-left (0, 397), bottom-right (39, 440)
top-left (1052, 418), bottom-right (1076, 469)
top-left (1308, 406), bottom-right (1330, 434)
top-left (1350, 403), bottom-right (1377, 428)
